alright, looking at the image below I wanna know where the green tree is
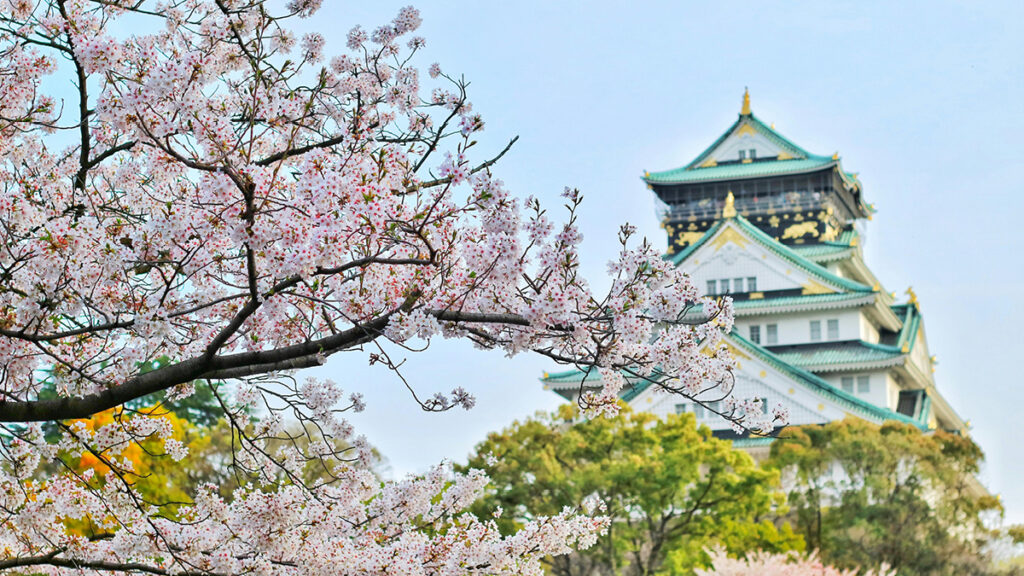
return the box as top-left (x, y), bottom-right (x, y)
top-left (461, 405), bottom-right (801, 576)
top-left (766, 419), bottom-right (1003, 576)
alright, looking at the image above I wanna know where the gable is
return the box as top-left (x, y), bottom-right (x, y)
top-left (681, 111), bottom-right (818, 171)
top-left (633, 367), bottom-right (831, 428)
top-left (704, 121), bottom-right (796, 165)
top-left (679, 219), bottom-right (870, 296)
top-left (626, 332), bottom-right (924, 433)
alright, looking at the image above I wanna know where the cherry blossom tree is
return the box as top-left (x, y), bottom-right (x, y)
top-left (696, 549), bottom-right (896, 576)
top-left (0, 1), bottom-right (757, 574)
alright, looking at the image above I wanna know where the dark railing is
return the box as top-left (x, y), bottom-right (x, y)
top-left (659, 189), bottom-right (830, 222)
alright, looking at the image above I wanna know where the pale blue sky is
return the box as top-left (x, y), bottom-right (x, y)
top-left (298, 1), bottom-right (1024, 522)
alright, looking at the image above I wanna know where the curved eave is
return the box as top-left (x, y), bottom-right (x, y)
top-left (644, 157), bottom-right (837, 186)
top-left (734, 293), bottom-right (877, 316)
top-left (799, 357), bottom-right (905, 373)
top-left (802, 247), bottom-right (855, 264)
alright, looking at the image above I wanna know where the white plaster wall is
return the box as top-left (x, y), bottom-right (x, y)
top-left (910, 325), bottom-right (932, 377)
top-left (736, 309), bottom-right (865, 346)
top-left (820, 370), bottom-right (896, 411)
top-left (859, 313), bottom-right (880, 343)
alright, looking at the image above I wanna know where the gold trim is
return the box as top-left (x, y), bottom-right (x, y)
top-left (777, 152), bottom-right (794, 160)
top-left (699, 158), bottom-right (718, 168)
top-left (782, 221), bottom-right (819, 240)
top-left (740, 87), bottom-right (751, 115)
top-left (737, 123), bottom-right (756, 137)
top-left (801, 280), bottom-right (836, 295)
top-left (748, 291), bottom-right (764, 300)
top-left (724, 341), bottom-right (751, 360)
top-left (676, 231), bottom-right (705, 246)
top-left (710, 226), bottom-right (748, 251)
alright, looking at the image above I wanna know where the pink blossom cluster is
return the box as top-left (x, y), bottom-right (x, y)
top-left (697, 549), bottom-right (896, 576)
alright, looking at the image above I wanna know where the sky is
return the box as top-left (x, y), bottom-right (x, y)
top-left (290, 1), bottom-right (1024, 522)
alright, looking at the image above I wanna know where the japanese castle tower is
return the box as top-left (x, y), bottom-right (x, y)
top-left (542, 91), bottom-right (968, 448)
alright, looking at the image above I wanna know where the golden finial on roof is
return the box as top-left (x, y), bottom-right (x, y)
top-left (906, 286), bottom-right (918, 305)
top-left (740, 88), bottom-right (751, 116)
top-left (832, 152), bottom-right (839, 160)
top-left (722, 191), bottom-right (737, 218)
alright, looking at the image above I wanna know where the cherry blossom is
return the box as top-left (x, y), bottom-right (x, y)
top-left (697, 549), bottom-right (896, 576)
top-left (0, 1), bottom-right (746, 574)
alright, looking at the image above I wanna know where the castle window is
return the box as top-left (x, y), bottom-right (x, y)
top-left (719, 278), bottom-right (730, 294)
top-left (747, 277), bottom-right (757, 292)
top-left (738, 150), bottom-right (747, 160)
top-left (810, 320), bottom-right (822, 341)
top-left (897, 391), bottom-right (920, 417)
top-left (857, 376), bottom-right (870, 394)
top-left (749, 325), bottom-right (761, 344)
top-left (841, 377), bottom-right (854, 393)
top-left (758, 397), bottom-right (769, 414)
top-left (827, 319), bottom-right (839, 340)
top-left (749, 149), bottom-right (757, 159)
top-left (674, 404), bottom-right (688, 415)
top-left (707, 280), bottom-right (717, 295)
top-left (733, 277), bottom-right (744, 292)
top-left (766, 324), bottom-right (778, 344)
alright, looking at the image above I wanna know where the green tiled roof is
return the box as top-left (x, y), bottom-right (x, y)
top-left (646, 156), bottom-right (837, 185)
top-left (731, 437), bottom-right (776, 449)
top-left (791, 228), bottom-right (859, 262)
top-left (542, 367), bottom-right (602, 386)
top-left (643, 111), bottom-right (842, 185)
top-left (733, 292), bottom-right (876, 314)
top-left (676, 293), bottom-right (874, 323)
top-left (891, 303), bottom-right (922, 353)
top-left (667, 214), bottom-right (874, 294)
top-left (540, 367), bottom-right (655, 403)
top-left (768, 340), bottom-right (904, 371)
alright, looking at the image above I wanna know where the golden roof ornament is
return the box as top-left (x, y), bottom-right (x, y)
top-left (740, 88), bottom-right (751, 116)
top-left (906, 286), bottom-right (918, 306)
top-left (722, 191), bottom-right (737, 218)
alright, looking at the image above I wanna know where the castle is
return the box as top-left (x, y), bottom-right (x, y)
top-left (542, 91), bottom-right (967, 453)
